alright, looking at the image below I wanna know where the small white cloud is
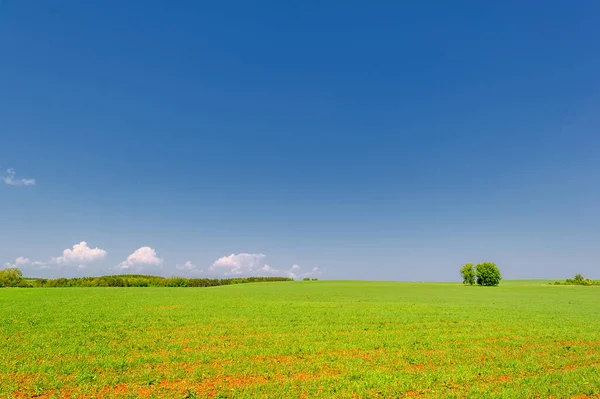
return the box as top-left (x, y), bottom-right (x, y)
top-left (2, 168), bottom-right (35, 186)
top-left (15, 256), bottom-right (32, 266)
top-left (286, 264), bottom-right (301, 279)
top-left (54, 242), bottom-right (107, 264)
top-left (176, 261), bottom-right (195, 271)
top-left (119, 247), bottom-right (162, 270)
top-left (4, 257), bottom-right (48, 270)
top-left (210, 253), bottom-right (266, 275)
top-left (3, 261), bottom-right (18, 268)
top-left (303, 266), bottom-right (322, 278)
top-left (175, 260), bottom-right (203, 274)
top-left (259, 264), bottom-right (278, 273)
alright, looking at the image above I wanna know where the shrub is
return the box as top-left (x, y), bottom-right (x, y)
top-left (165, 278), bottom-right (189, 287)
top-left (475, 262), bottom-right (502, 286)
top-left (563, 274), bottom-right (597, 286)
top-left (17, 279), bottom-right (33, 288)
top-left (33, 279), bottom-right (48, 288)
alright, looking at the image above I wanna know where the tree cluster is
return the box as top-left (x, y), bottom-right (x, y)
top-left (554, 274), bottom-right (599, 286)
top-left (460, 262), bottom-right (502, 286)
top-left (0, 269), bottom-right (293, 288)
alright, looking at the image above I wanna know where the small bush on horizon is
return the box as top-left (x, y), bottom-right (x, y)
top-left (555, 273), bottom-right (599, 286)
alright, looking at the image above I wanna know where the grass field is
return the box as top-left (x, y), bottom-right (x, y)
top-left (1, 281), bottom-right (599, 398)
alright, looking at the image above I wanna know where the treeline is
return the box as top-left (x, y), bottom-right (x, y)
top-left (0, 268), bottom-right (293, 288)
top-left (554, 274), bottom-right (599, 286)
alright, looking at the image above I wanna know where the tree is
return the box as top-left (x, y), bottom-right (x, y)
top-left (0, 268), bottom-right (23, 287)
top-left (475, 262), bottom-right (502, 286)
top-left (460, 263), bottom-right (475, 285)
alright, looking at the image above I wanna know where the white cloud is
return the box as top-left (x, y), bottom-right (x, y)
top-left (303, 266), bottom-right (322, 278)
top-left (210, 253), bottom-right (266, 275)
top-left (176, 261), bottom-right (195, 271)
top-left (54, 241), bottom-right (107, 264)
top-left (259, 264), bottom-right (278, 273)
top-left (4, 257), bottom-right (48, 270)
top-left (286, 264), bottom-right (301, 279)
top-left (176, 260), bottom-right (203, 274)
top-left (119, 247), bottom-right (162, 270)
top-left (2, 168), bottom-right (35, 186)
top-left (3, 242), bottom-right (106, 272)
top-left (209, 254), bottom-right (306, 278)
top-left (15, 257), bottom-right (32, 266)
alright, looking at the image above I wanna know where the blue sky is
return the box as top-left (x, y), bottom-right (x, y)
top-left (1, 1), bottom-right (599, 280)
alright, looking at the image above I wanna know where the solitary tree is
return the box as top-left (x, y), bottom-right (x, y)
top-left (475, 262), bottom-right (502, 286)
top-left (460, 263), bottom-right (475, 285)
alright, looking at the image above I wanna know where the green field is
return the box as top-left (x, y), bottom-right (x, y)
top-left (1, 281), bottom-right (599, 398)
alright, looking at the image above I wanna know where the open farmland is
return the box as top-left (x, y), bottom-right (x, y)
top-left (1, 281), bottom-right (599, 398)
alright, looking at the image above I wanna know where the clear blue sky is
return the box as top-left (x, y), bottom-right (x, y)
top-left (2, 1), bottom-right (599, 280)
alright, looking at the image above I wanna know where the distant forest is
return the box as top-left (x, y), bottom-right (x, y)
top-left (0, 268), bottom-right (292, 288)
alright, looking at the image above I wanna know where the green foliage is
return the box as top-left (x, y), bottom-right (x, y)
top-left (555, 274), bottom-right (599, 286)
top-left (17, 280), bottom-right (33, 288)
top-left (17, 273), bottom-right (293, 288)
top-left (303, 277), bottom-right (311, 281)
top-left (475, 262), bottom-right (502, 286)
top-left (459, 263), bottom-right (475, 285)
top-left (0, 267), bottom-right (23, 287)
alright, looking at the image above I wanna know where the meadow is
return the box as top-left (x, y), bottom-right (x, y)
top-left (1, 281), bottom-right (599, 398)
